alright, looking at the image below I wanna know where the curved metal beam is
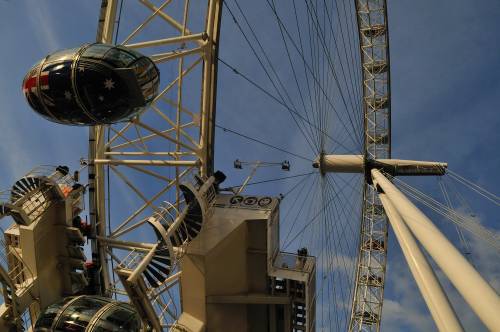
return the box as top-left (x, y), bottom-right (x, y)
top-left (349, 0), bottom-right (392, 330)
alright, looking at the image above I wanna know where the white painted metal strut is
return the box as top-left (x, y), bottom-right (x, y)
top-left (89, 2), bottom-right (224, 328)
top-left (125, 32), bottom-right (207, 49)
top-left (235, 161), bottom-right (261, 195)
top-left (127, 243), bottom-right (159, 284)
top-left (372, 169), bottom-right (500, 331)
top-left (89, 0), bottom-right (118, 296)
top-left (378, 193), bottom-right (463, 332)
top-left (94, 159), bottom-right (199, 167)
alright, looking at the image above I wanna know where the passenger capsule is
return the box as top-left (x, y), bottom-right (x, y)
top-left (34, 295), bottom-right (142, 331)
top-left (22, 43), bottom-right (160, 125)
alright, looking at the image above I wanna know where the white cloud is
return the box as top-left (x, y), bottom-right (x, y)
top-left (317, 252), bottom-right (356, 275)
top-left (0, 98), bottom-right (34, 181)
top-left (0, 1), bottom-right (62, 182)
top-left (381, 211), bottom-right (498, 332)
top-left (383, 299), bottom-right (434, 332)
top-left (381, 257), bottom-right (437, 332)
top-left (25, 1), bottom-right (61, 51)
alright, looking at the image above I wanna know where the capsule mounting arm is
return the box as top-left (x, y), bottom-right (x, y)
top-left (313, 154), bottom-right (447, 177)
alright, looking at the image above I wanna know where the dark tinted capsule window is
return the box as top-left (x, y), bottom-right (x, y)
top-left (46, 48), bottom-right (79, 63)
top-left (131, 57), bottom-right (159, 103)
top-left (93, 305), bottom-right (141, 332)
top-left (104, 47), bottom-right (137, 67)
top-left (53, 297), bottom-right (110, 332)
top-left (34, 297), bottom-right (75, 331)
top-left (82, 44), bottom-right (113, 60)
top-left (116, 45), bottom-right (144, 59)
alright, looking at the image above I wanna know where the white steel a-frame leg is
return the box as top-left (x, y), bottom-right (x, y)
top-left (372, 169), bottom-right (500, 331)
top-left (378, 193), bottom-right (463, 332)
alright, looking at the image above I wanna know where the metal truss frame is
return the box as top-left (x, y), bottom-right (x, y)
top-left (89, 0), bottom-right (222, 328)
top-left (349, 0), bottom-right (391, 331)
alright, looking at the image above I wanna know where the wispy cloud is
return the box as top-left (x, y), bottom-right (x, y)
top-left (25, 1), bottom-right (61, 51)
top-left (381, 212), bottom-right (498, 331)
top-left (381, 257), bottom-right (437, 332)
top-left (0, 115), bottom-right (33, 181)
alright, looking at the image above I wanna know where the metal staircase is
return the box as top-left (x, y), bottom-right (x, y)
top-left (0, 165), bottom-right (87, 329)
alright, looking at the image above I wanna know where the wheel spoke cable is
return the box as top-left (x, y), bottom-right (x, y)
top-left (215, 124), bottom-right (313, 162)
top-left (303, 0), bottom-right (363, 148)
top-left (218, 57), bottom-right (361, 155)
top-left (447, 169), bottom-right (500, 206)
top-left (387, 173), bottom-right (500, 251)
top-left (264, 1), bottom-right (363, 151)
top-left (225, 0), bottom-right (319, 154)
top-left (269, 0), bottom-right (321, 150)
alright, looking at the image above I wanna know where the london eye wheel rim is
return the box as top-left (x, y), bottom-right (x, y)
top-left (1, 1), bottom-right (498, 331)
top-left (91, 0), bottom-right (390, 330)
top-left (349, 0), bottom-right (392, 331)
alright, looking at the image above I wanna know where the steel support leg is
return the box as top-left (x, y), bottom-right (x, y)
top-left (379, 193), bottom-right (463, 331)
top-left (372, 169), bottom-right (500, 331)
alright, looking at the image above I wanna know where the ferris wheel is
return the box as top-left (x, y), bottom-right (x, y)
top-left (3, 0), bottom-right (499, 331)
top-left (86, 0), bottom-right (382, 329)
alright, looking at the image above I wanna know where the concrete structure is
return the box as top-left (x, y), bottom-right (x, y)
top-left (176, 194), bottom-right (315, 332)
top-left (0, 166), bottom-right (87, 330)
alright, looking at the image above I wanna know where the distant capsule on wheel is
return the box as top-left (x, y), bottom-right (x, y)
top-left (22, 43), bottom-right (160, 125)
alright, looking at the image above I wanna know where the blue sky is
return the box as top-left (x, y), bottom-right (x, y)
top-left (0, 1), bottom-right (498, 331)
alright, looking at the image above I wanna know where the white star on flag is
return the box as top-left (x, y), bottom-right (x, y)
top-left (104, 78), bottom-right (115, 90)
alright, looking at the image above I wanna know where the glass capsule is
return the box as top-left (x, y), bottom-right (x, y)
top-left (22, 43), bottom-right (160, 125)
top-left (34, 296), bottom-right (141, 331)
